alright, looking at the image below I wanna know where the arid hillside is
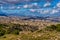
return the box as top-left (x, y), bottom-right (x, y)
top-left (0, 16), bottom-right (59, 29)
top-left (0, 16), bottom-right (60, 40)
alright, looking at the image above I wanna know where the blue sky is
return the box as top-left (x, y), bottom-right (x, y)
top-left (0, 0), bottom-right (60, 17)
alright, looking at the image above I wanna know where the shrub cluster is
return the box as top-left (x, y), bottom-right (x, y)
top-left (0, 24), bottom-right (39, 36)
top-left (46, 24), bottom-right (60, 32)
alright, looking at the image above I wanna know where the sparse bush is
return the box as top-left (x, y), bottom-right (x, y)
top-left (56, 24), bottom-right (60, 31)
top-left (0, 29), bottom-right (6, 36)
top-left (10, 24), bottom-right (39, 32)
top-left (0, 24), bottom-right (4, 29)
top-left (46, 25), bottom-right (57, 31)
top-left (3, 36), bottom-right (6, 38)
top-left (45, 24), bottom-right (60, 32)
top-left (11, 30), bottom-right (20, 35)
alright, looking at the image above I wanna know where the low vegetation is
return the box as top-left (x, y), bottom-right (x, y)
top-left (45, 24), bottom-right (60, 32)
top-left (0, 23), bottom-right (60, 40)
top-left (0, 23), bottom-right (39, 36)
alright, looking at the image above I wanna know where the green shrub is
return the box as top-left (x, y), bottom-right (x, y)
top-left (46, 25), bottom-right (57, 31)
top-left (0, 29), bottom-right (6, 36)
top-left (0, 24), bottom-right (4, 29)
top-left (45, 24), bottom-right (60, 32)
top-left (12, 30), bottom-right (20, 35)
top-left (50, 25), bottom-right (57, 30)
top-left (56, 24), bottom-right (60, 31)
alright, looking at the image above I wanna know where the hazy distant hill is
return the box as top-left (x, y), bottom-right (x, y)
top-left (0, 13), bottom-right (60, 22)
top-left (0, 13), bottom-right (7, 16)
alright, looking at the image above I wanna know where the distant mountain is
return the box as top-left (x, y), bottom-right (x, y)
top-left (21, 16), bottom-right (60, 22)
top-left (0, 13), bottom-right (60, 22)
top-left (0, 13), bottom-right (7, 16)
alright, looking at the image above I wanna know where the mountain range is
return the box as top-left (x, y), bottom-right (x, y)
top-left (0, 13), bottom-right (60, 22)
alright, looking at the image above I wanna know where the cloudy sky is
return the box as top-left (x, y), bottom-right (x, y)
top-left (0, 0), bottom-right (60, 17)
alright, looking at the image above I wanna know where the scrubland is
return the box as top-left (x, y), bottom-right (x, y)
top-left (0, 16), bottom-right (60, 40)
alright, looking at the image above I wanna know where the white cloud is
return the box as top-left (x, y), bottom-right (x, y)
top-left (24, 0), bottom-right (30, 1)
top-left (32, 3), bottom-right (38, 6)
top-left (29, 9), bottom-right (36, 12)
top-left (23, 4), bottom-right (28, 8)
top-left (57, 2), bottom-right (60, 8)
top-left (44, 2), bottom-right (51, 7)
top-left (50, 9), bottom-right (59, 14)
top-left (35, 8), bottom-right (59, 14)
top-left (40, 9), bottom-right (51, 14)
top-left (0, 1), bottom-right (7, 4)
top-left (4, 0), bottom-right (20, 2)
top-left (17, 6), bottom-right (21, 9)
top-left (23, 3), bottom-right (38, 9)
top-left (43, 10), bottom-right (50, 14)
